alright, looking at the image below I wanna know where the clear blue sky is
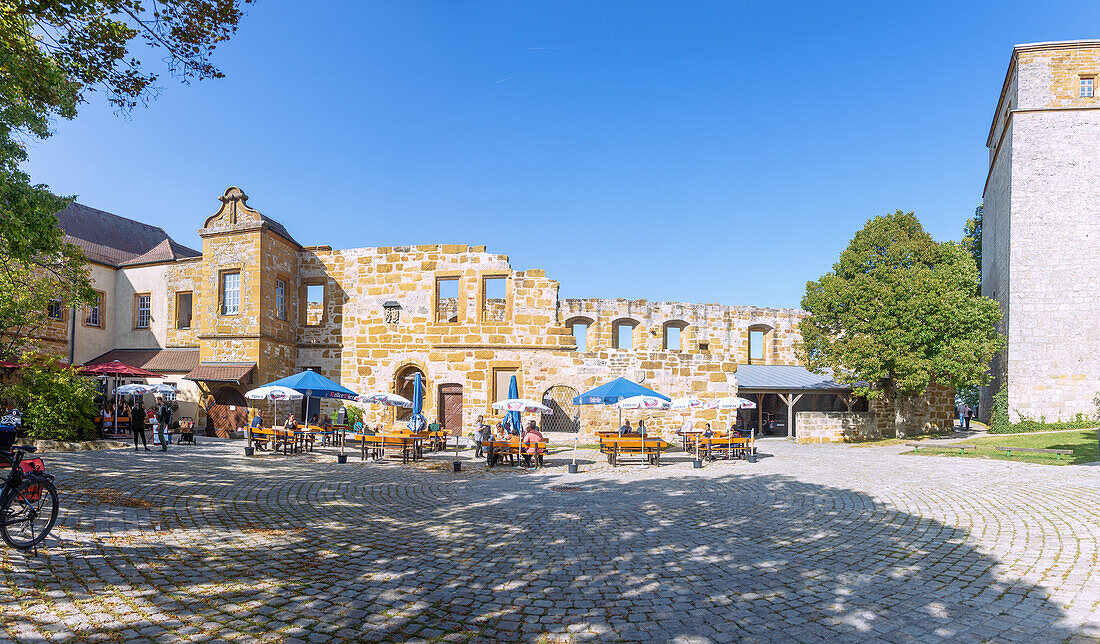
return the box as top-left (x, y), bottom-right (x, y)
top-left (23, 1), bottom-right (1100, 309)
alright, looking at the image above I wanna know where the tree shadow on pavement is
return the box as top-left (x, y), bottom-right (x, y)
top-left (0, 450), bottom-right (1088, 643)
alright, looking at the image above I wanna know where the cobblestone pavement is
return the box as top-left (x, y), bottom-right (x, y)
top-left (1, 437), bottom-right (1098, 643)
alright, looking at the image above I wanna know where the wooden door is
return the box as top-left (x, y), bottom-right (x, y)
top-left (438, 384), bottom-right (463, 434)
top-left (207, 386), bottom-right (249, 437)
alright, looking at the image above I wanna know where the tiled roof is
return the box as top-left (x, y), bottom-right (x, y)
top-left (736, 365), bottom-right (852, 391)
top-left (184, 362), bottom-right (256, 385)
top-left (118, 239), bottom-right (201, 267)
top-left (84, 348), bottom-right (200, 373)
top-left (57, 202), bottom-right (200, 267)
top-left (261, 216), bottom-right (300, 248)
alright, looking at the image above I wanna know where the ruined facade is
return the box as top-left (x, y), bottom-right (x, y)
top-left (981, 40), bottom-right (1100, 422)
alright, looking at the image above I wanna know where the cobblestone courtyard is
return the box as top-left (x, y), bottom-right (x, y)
top-left (1, 438), bottom-right (1098, 643)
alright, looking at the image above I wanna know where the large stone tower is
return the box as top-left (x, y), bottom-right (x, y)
top-left (981, 40), bottom-right (1100, 422)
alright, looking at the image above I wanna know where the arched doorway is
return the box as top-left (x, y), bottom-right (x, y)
top-left (394, 365), bottom-right (426, 421)
top-left (206, 386), bottom-right (248, 437)
top-left (542, 385), bottom-right (580, 432)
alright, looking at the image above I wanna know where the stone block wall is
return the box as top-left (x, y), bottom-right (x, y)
top-left (795, 411), bottom-right (875, 443)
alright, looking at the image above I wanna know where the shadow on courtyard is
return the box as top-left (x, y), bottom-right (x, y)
top-left (0, 451), bottom-right (1085, 643)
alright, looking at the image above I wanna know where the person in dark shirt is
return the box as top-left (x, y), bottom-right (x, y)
top-left (131, 402), bottom-right (149, 452)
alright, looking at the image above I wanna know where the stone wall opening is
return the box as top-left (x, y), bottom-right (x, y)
top-left (612, 319), bottom-right (637, 350)
top-left (663, 320), bottom-right (687, 351)
top-left (435, 277), bottom-right (459, 323)
top-left (566, 317), bottom-right (592, 352)
top-left (395, 365), bottom-right (426, 421)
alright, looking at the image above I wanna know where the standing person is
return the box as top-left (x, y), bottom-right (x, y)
top-left (131, 401), bottom-right (148, 452)
top-left (473, 414), bottom-right (487, 457)
top-left (956, 401), bottom-right (967, 430)
top-left (157, 398), bottom-right (172, 451)
top-left (477, 422), bottom-right (493, 459)
top-left (963, 404), bottom-right (973, 431)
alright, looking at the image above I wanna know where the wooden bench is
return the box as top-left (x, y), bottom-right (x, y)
top-left (599, 437), bottom-right (670, 466)
top-left (484, 440), bottom-right (547, 467)
top-left (355, 434), bottom-right (420, 463)
top-left (698, 436), bottom-right (750, 460)
top-left (249, 427), bottom-right (299, 454)
top-left (907, 443), bottom-right (977, 454)
top-left (995, 446), bottom-right (1073, 460)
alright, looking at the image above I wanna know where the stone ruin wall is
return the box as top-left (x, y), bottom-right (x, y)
top-left (289, 242), bottom-right (807, 438)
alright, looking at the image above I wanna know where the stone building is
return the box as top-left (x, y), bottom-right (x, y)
top-left (30, 186), bottom-right (953, 439)
top-left (981, 40), bottom-right (1100, 422)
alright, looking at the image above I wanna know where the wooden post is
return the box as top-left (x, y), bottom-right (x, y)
top-left (778, 393), bottom-right (804, 439)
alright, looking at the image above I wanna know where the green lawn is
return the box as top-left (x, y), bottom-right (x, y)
top-left (908, 430), bottom-right (1099, 465)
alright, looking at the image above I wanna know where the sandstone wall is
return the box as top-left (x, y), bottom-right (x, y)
top-left (795, 411), bottom-right (875, 443)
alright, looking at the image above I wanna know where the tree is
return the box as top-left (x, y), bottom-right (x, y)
top-left (962, 203), bottom-right (982, 288)
top-left (800, 211), bottom-right (1004, 437)
top-left (0, 0), bottom-right (253, 357)
top-left (6, 352), bottom-right (97, 441)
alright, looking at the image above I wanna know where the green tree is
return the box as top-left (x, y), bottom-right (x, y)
top-left (6, 352), bottom-right (97, 441)
top-left (1, 0), bottom-right (253, 357)
top-left (800, 211), bottom-right (1004, 437)
top-left (962, 203), bottom-right (982, 290)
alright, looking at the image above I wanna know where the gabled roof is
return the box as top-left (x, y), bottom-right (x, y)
top-left (56, 202), bottom-right (201, 267)
top-left (85, 348), bottom-right (200, 373)
top-left (118, 239), bottom-right (201, 267)
top-left (736, 365), bottom-right (852, 392)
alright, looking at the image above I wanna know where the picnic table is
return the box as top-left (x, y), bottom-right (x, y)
top-left (599, 436), bottom-right (671, 466)
top-left (697, 434), bottom-right (752, 460)
top-left (96, 416), bottom-right (132, 438)
top-left (484, 438), bottom-right (548, 468)
top-left (351, 432), bottom-right (428, 463)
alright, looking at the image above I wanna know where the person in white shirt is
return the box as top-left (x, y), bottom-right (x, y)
top-left (679, 419), bottom-right (694, 435)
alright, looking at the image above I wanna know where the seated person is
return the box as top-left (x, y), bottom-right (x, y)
top-left (703, 422), bottom-right (714, 438)
top-left (619, 420), bottom-right (633, 436)
top-left (522, 424), bottom-right (546, 467)
top-left (308, 414), bottom-right (319, 427)
top-left (250, 411), bottom-right (267, 450)
top-left (320, 414), bottom-right (333, 428)
top-left (637, 419), bottom-right (647, 435)
top-left (488, 423), bottom-right (515, 465)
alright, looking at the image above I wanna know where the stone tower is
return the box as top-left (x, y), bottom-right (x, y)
top-left (981, 40), bottom-right (1100, 422)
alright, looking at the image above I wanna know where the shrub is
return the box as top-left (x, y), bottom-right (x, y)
top-left (4, 353), bottom-right (97, 441)
top-left (989, 382), bottom-right (1011, 433)
top-left (345, 405), bottom-right (363, 428)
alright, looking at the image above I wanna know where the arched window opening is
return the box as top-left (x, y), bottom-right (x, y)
top-left (612, 319), bottom-right (638, 351)
top-left (663, 321), bottom-right (687, 351)
top-left (566, 316), bottom-right (593, 352)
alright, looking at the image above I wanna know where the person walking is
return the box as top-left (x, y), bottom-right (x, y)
top-left (956, 401), bottom-right (967, 431)
top-left (963, 404), bottom-right (973, 431)
top-left (131, 402), bottom-right (149, 452)
top-left (157, 399), bottom-right (172, 451)
top-left (473, 414), bottom-right (487, 457)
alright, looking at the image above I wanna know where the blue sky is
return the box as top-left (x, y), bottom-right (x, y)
top-left (23, 1), bottom-right (1100, 309)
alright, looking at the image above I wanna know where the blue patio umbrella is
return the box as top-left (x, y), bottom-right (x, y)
top-left (504, 375), bottom-right (521, 435)
top-left (573, 377), bottom-right (670, 438)
top-left (407, 372), bottom-right (426, 431)
top-left (259, 370), bottom-right (358, 436)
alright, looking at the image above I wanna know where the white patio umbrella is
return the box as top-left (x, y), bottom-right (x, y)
top-left (705, 397), bottom-right (757, 459)
top-left (491, 398), bottom-right (553, 415)
top-left (148, 383), bottom-right (177, 396)
top-left (116, 383), bottom-right (154, 396)
top-left (670, 396), bottom-right (706, 411)
top-left (245, 385), bottom-right (304, 451)
top-left (614, 395), bottom-right (670, 444)
top-left (358, 391), bottom-right (414, 460)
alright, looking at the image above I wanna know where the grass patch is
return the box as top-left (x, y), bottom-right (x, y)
top-left (909, 430), bottom-right (1098, 465)
top-left (849, 433), bottom-right (951, 447)
top-left (989, 418), bottom-right (1099, 434)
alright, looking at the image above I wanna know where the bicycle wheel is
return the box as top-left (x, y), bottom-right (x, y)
top-left (1, 478), bottom-right (59, 550)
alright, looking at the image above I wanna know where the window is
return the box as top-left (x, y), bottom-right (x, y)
top-left (482, 276), bottom-right (507, 323)
top-left (1081, 76), bottom-right (1094, 98)
top-left (47, 299), bottom-right (63, 321)
top-left (176, 292), bottom-right (193, 329)
top-left (305, 283), bottom-right (324, 326)
top-left (221, 271), bottom-right (240, 315)
top-left (698, 341), bottom-right (709, 352)
top-left (84, 291), bottom-right (104, 328)
top-left (612, 320), bottom-right (636, 350)
top-left (663, 323), bottom-right (684, 351)
top-left (493, 368), bottom-right (518, 403)
top-left (135, 294), bottom-right (151, 329)
top-left (572, 321), bottom-right (589, 352)
top-left (436, 277), bottom-right (460, 323)
top-left (275, 279), bottom-right (287, 321)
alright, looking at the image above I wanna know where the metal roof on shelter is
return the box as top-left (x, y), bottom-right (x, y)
top-left (735, 365), bottom-right (852, 392)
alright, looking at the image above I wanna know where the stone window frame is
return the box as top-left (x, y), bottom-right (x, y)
top-left (565, 316), bottom-right (594, 353)
top-left (747, 323), bottom-right (774, 365)
top-left (1081, 75), bottom-right (1095, 98)
top-left (176, 291), bottom-right (193, 329)
top-left (83, 289), bottom-right (106, 329)
top-left (274, 274), bottom-right (289, 322)
top-left (219, 268), bottom-right (243, 317)
top-left (134, 293), bottom-right (152, 329)
top-left (46, 298), bottom-right (66, 322)
top-left (301, 277), bottom-right (327, 327)
top-left (662, 320), bottom-right (688, 352)
top-left (478, 271), bottom-right (511, 325)
top-left (488, 361), bottom-right (523, 416)
top-left (611, 318), bottom-right (639, 351)
top-left (433, 271), bottom-right (463, 325)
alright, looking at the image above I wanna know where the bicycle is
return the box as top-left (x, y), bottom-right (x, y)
top-left (0, 444), bottom-right (59, 552)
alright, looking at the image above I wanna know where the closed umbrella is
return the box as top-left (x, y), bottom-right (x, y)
top-left (504, 375), bottom-right (521, 435)
top-left (407, 372), bottom-right (425, 431)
